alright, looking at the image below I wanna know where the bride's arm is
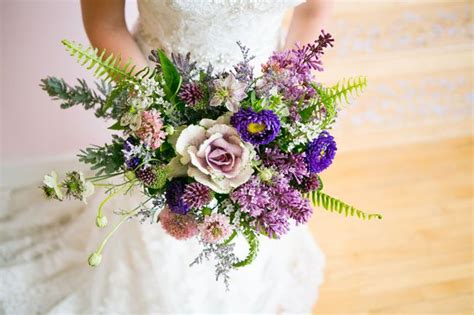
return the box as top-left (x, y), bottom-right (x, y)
top-left (80, 0), bottom-right (148, 72)
top-left (284, 0), bottom-right (332, 49)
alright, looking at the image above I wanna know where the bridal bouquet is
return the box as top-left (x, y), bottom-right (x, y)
top-left (40, 31), bottom-right (381, 288)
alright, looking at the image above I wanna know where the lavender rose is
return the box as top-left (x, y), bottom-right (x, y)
top-left (173, 116), bottom-right (254, 193)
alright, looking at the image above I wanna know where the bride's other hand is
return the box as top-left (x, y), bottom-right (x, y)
top-left (80, 0), bottom-right (148, 73)
top-left (284, 0), bottom-right (332, 49)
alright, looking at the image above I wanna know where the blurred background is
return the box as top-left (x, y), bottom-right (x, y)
top-left (1, 0), bottom-right (473, 313)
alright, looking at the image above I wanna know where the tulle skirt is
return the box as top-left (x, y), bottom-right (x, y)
top-left (0, 158), bottom-right (325, 314)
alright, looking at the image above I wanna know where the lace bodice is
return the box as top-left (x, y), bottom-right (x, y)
top-left (135, 0), bottom-right (305, 71)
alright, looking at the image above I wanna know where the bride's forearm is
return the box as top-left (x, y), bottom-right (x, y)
top-left (80, 0), bottom-right (148, 73)
top-left (284, 0), bottom-right (332, 49)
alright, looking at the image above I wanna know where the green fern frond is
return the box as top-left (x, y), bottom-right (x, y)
top-left (233, 228), bottom-right (259, 268)
top-left (306, 190), bottom-right (382, 220)
top-left (321, 76), bottom-right (367, 106)
top-left (61, 40), bottom-right (136, 82)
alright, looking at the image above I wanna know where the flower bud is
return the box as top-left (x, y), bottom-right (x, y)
top-left (96, 215), bottom-right (108, 228)
top-left (125, 170), bottom-right (136, 181)
top-left (165, 125), bottom-right (175, 136)
top-left (259, 167), bottom-right (274, 182)
top-left (88, 252), bottom-right (102, 267)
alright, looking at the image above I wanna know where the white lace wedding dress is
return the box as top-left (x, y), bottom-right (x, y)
top-left (0, 0), bottom-right (325, 313)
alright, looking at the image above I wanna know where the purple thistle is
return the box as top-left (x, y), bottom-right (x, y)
top-left (182, 182), bottom-right (212, 209)
top-left (179, 82), bottom-right (204, 106)
top-left (230, 108), bottom-right (280, 145)
top-left (165, 179), bottom-right (190, 215)
top-left (306, 131), bottom-right (337, 173)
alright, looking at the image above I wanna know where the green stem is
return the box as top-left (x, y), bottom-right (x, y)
top-left (97, 184), bottom-right (130, 218)
top-left (96, 209), bottom-right (139, 255)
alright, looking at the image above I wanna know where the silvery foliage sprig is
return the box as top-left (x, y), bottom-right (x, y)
top-left (190, 240), bottom-right (239, 291)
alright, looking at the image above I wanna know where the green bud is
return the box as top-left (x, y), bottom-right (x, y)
top-left (149, 167), bottom-right (168, 189)
top-left (165, 125), bottom-right (175, 136)
top-left (259, 167), bottom-right (274, 182)
top-left (125, 170), bottom-right (136, 181)
top-left (88, 252), bottom-right (102, 267)
top-left (96, 215), bottom-right (108, 228)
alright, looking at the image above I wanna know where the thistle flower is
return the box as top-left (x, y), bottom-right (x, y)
top-left (159, 208), bottom-right (199, 240)
top-left (165, 179), bottom-right (190, 215)
top-left (199, 213), bottom-right (232, 244)
top-left (306, 131), bottom-right (337, 173)
top-left (182, 182), bottom-right (212, 209)
top-left (230, 108), bottom-right (280, 145)
top-left (210, 73), bottom-right (247, 112)
top-left (179, 82), bottom-right (204, 107)
top-left (135, 109), bottom-right (166, 150)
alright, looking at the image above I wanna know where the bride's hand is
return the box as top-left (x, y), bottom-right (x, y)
top-left (284, 0), bottom-right (332, 49)
top-left (81, 0), bottom-right (148, 74)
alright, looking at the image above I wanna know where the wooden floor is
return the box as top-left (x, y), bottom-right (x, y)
top-left (290, 1), bottom-right (474, 313)
top-left (309, 137), bottom-right (473, 314)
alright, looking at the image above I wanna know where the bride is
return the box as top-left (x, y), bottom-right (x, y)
top-left (1, 0), bottom-right (328, 313)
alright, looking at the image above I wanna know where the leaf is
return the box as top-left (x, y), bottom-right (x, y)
top-left (108, 121), bottom-right (124, 130)
top-left (156, 49), bottom-right (182, 100)
top-left (62, 40), bottom-right (138, 82)
top-left (306, 190), bottom-right (382, 220)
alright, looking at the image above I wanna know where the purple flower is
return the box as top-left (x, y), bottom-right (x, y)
top-left (231, 176), bottom-right (270, 217)
top-left (165, 179), bottom-right (190, 215)
top-left (231, 108), bottom-right (280, 145)
top-left (123, 137), bottom-right (141, 170)
top-left (263, 147), bottom-right (308, 184)
top-left (182, 182), bottom-right (212, 209)
top-left (179, 82), bottom-right (203, 107)
top-left (299, 173), bottom-right (321, 193)
top-left (306, 131), bottom-right (337, 173)
top-left (257, 209), bottom-right (290, 238)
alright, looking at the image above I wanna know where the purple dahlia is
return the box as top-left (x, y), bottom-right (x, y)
top-left (230, 108), bottom-right (280, 145)
top-left (306, 131), bottom-right (337, 173)
top-left (165, 179), bottom-right (190, 215)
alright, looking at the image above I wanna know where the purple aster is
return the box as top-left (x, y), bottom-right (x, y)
top-left (231, 176), bottom-right (270, 217)
top-left (182, 182), bottom-right (212, 209)
top-left (179, 82), bottom-right (203, 107)
top-left (306, 131), bottom-right (337, 173)
top-left (263, 147), bottom-right (309, 184)
top-left (165, 179), bottom-right (190, 215)
top-left (230, 108), bottom-right (280, 145)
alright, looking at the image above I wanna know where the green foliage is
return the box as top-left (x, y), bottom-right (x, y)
top-left (233, 228), bottom-right (259, 268)
top-left (156, 49), bottom-right (182, 103)
top-left (62, 39), bottom-right (136, 82)
top-left (320, 76), bottom-right (367, 106)
top-left (306, 190), bottom-right (382, 220)
top-left (77, 135), bottom-right (125, 176)
top-left (40, 76), bottom-right (108, 111)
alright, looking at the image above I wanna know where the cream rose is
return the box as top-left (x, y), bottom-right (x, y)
top-left (173, 117), bottom-right (253, 193)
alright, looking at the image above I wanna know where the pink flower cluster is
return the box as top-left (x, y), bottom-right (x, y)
top-left (159, 208), bottom-right (199, 240)
top-left (199, 213), bottom-right (232, 244)
top-left (135, 110), bottom-right (166, 150)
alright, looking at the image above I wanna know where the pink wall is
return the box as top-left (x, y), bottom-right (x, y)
top-left (0, 0), bottom-right (138, 163)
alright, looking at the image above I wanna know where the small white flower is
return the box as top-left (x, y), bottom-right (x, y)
top-left (43, 171), bottom-right (63, 200)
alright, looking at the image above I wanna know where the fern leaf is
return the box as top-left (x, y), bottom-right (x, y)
top-left (320, 76), bottom-right (367, 106)
top-left (306, 190), bottom-right (382, 220)
top-left (61, 40), bottom-right (136, 82)
top-left (233, 228), bottom-right (259, 268)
